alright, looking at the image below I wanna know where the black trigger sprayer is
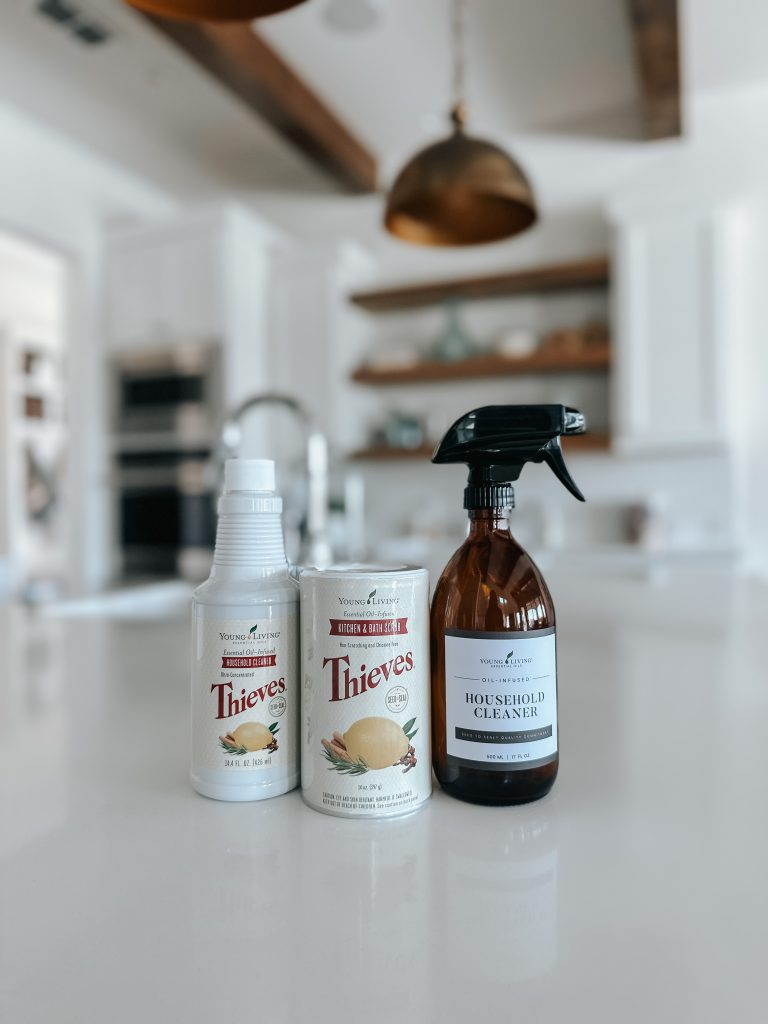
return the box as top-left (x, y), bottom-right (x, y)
top-left (431, 404), bottom-right (587, 508)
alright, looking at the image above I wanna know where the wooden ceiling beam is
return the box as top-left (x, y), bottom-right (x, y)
top-left (628, 0), bottom-right (683, 139)
top-left (139, 14), bottom-right (378, 192)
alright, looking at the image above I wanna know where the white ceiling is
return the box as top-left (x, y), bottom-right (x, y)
top-left (259, 0), bottom-right (768, 161)
top-left (4, 0), bottom-right (768, 191)
top-left (0, 0), bottom-right (336, 198)
top-left (3, 0), bottom-right (768, 275)
top-left (1, 0), bottom-right (656, 202)
top-left (683, 0), bottom-right (768, 94)
top-left (260, 0), bottom-right (641, 179)
top-left (255, 0), bottom-right (668, 269)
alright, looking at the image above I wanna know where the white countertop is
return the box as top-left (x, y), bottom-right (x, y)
top-left (2, 572), bottom-right (768, 1023)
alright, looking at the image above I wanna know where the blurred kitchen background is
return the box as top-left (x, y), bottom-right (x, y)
top-left (1, 0), bottom-right (767, 610)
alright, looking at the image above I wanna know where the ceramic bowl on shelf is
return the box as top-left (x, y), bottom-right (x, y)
top-left (368, 411), bottom-right (426, 451)
top-left (494, 326), bottom-right (539, 358)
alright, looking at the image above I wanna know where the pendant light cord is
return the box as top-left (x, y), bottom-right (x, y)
top-left (451, 0), bottom-right (468, 129)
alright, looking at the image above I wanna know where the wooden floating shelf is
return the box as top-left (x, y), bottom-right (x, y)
top-left (563, 432), bottom-right (612, 453)
top-left (349, 433), bottom-right (611, 462)
top-left (349, 256), bottom-right (610, 313)
top-left (351, 343), bottom-right (611, 386)
top-left (349, 444), bottom-right (434, 461)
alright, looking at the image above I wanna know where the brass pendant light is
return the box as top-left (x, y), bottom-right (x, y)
top-left (384, 0), bottom-right (537, 246)
top-left (123, 0), bottom-right (307, 21)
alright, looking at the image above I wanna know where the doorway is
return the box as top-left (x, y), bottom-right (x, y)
top-left (0, 230), bottom-right (69, 602)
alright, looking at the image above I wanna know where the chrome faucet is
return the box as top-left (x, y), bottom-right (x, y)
top-left (216, 393), bottom-right (333, 568)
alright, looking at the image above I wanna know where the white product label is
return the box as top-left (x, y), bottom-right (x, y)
top-left (300, 571), bottom-right (431, 817)
top-left (191, 615), bottom-right (297, 772)
top-left (445, 628), bottom-right (557, 770)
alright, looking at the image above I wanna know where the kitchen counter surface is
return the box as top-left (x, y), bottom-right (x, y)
top-left (2, 572), bottom-right (768, 1023)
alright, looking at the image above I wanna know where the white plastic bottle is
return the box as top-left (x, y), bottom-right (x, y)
top-left (191, 458), bottom-right (299, 801)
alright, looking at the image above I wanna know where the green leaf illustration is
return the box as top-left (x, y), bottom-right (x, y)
top-left (220, 737), bottom-right (247, 756)
top-left (250, 625), bottom-right (258, 635)
top-left (268, 722), bottom-right (279, 734)
top-left (367, 589), bottom-right (377, 603)
top-left (322, 745), bottom-right (369, 776)
top-left (405, 727), bottom-right (418, 742)
top-left (402, 717), bottom-right (417, 735)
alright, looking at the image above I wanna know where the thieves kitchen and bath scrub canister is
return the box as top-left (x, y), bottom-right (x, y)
top-left (191, 458), bottom-right (299, 801)
top-left (430, 405), bottom-right (587, 806)
top-left (300, 565), bottom-right (431, 818)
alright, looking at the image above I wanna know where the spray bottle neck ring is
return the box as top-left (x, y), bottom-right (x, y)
top-left (464, 482), bottom-right (515, 511)
top-left (463, 463), bottom-right (518, 510)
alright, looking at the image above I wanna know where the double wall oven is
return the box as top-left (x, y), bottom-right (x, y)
top-left (112, 345), bottom-right (221, 580)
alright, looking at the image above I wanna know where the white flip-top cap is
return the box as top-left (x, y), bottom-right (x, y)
top-left (224, 458), bottom-right (275, 493)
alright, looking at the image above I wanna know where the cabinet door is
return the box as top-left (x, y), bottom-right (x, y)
top-left (613, 214), bottom-right (730, 453)
top-left (107, 222), bottom-right (223, 348)
top-left (158, 226), bottom-right (222, 343)
top-left (106, 240), bottom-right (165, 347)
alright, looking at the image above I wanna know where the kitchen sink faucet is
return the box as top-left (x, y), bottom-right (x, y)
top-left (216, 393), bottom-right (333, 569)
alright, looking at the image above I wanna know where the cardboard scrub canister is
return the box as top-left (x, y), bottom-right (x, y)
top-left (300, 565), bottom-right (431, 818)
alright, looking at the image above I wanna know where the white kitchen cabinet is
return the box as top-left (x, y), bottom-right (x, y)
top-left (106, 239), bottom-right (160, 345)
top-left (106, 208), bottom-right (248, 351)
top-left (611, 209), bottom-right (736, 454)
top-left (105, 205), bottom-right (279, 407)
top-left (156, 226), bottom-right (222, 343)
top-left (267, 241), bottom-right (375, 445)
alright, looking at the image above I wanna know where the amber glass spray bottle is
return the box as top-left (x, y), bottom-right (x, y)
top-left (430, 405), bottom-right (586, 805)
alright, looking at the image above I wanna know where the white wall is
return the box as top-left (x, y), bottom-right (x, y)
top-left (728, 198), bottom-right (768, 577)
top-left (287, 209), bottom-right (736, 571)
top-left (0, 103), bottom-right (177, 594)
top-left (5, 0), bottom-right (766, 585)
top-left (296, 75), bottom-right (768, 575)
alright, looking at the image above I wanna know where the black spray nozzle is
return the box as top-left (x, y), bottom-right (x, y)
top-left (432, 404), bottom-right (586, 506)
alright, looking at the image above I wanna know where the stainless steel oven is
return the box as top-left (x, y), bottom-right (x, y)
top-left (111, 345), bottom-right (221, 580)
top-left (115, 451), bottom-right (215, 579)
top-left (113, 343), bottom-right (222, 442)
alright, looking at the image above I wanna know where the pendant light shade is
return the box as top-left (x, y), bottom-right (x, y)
top-left (123, 0), bottom-right (307, 21)
top-left (384, 1), bottom-right (538, 247)
top-left (384, 111), bottom-right (537, 246)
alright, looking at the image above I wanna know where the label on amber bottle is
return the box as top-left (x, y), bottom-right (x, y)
top-left (191, 616), bottom-right (298, 772)
top-left (444, 627), bottom-right (557, 770)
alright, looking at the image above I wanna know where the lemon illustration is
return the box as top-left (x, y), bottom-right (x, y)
top-left (232, 721), bottom-right (273, 752)
top-left (343, 717), bottom-right (409, 770)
